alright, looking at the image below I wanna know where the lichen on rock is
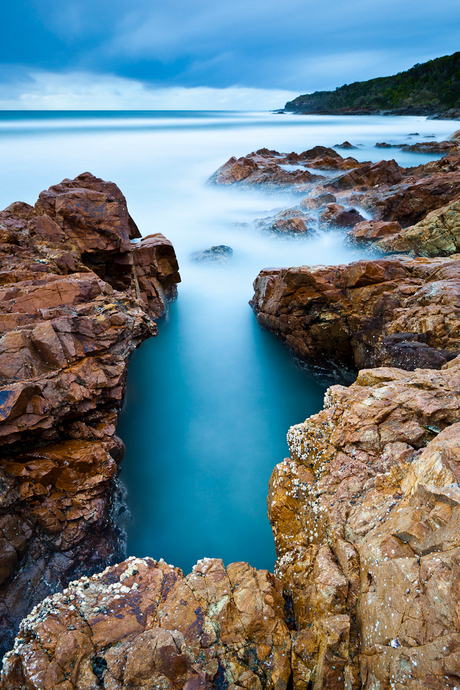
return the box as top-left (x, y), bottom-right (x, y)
top-left (1, 556), bottom-right (291, 690)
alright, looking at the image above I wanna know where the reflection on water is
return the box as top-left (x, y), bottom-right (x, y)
top-left (0, 110), bottom-right (454, 572)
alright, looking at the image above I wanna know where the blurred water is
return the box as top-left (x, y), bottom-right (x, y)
top-left (0, 110), bottom-right (454, 573)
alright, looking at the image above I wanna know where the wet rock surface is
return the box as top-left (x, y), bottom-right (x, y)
top-left (0, 173), bottom-right (180, 660)
top-left (190, 245), bottom-right (233, 263)
top-left (251, 256), bottom-right (460, 377)
top-left (210, 140), bottom-right (460, 249)
top-left (0, 556), bottom-right (291, 690)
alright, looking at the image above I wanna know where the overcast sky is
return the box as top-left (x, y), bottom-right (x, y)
top-left (1, 0), bottom-right (459, 109)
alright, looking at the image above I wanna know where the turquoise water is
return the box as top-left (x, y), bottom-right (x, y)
top-left (0, 110), bottom-right (453, 573)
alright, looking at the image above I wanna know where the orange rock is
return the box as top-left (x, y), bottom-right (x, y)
top-left (269, 362), bottom-right (460, 688)
top-left (0, 173), bottom-right (180, 660)
top-left (251, 256), bottom-right (460, 376)
top-left (0, 557), bottom-right (291, 690)
top-left (349, 219), bottom-right (402, 241)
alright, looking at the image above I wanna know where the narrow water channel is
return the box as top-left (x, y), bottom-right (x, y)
top-left (0, 110), bottom-right (452, 573)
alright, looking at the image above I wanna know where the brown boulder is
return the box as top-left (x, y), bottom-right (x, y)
top-left (272, 217), bottom-right (308, 234)
top-left (349, 219), bottom-right (402, 242)
top-left (363, 170), bottom-right (460, 226)
top-left (132, 233), bottom-right (181, 317)
top-left (1, 557), bottom-right (291, 690)
top-left (329, 159), bottom-right (403, 191)
top-left (251, 256), bottom-right (460, 377)
top-left (0, 173), bottom-right (180, 660)
top-left (319, 204), bottom-right (366, 227)
top-left (35, 172), bottom-right (141, 254)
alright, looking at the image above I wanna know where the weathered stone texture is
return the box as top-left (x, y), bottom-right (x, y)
top-left (251, 256), bottom-right (460, 377)
top-left (269, 363), bottom-right (460, 689)
top-left (1, 557), bottom-right (291, 690)
top-left (0, 173), bottom-right (180, 660)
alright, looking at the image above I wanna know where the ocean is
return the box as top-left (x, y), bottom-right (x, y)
top-left (0, 109), bottom-right (454, 573)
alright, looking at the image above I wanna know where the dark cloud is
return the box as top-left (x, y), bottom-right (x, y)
top-left (2, 0), bottom-right (460, 92)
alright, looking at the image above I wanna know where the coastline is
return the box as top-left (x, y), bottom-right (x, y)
top-left (2, 116), bottom-right (460, 688)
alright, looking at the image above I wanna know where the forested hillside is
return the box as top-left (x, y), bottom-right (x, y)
top-left (285, 51), bottom-right (460, 117)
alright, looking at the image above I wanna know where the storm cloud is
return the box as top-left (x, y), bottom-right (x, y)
top-left (2, 0), bottom-right (459, 107)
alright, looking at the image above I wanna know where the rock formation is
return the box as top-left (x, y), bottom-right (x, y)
top-left (0, 172), bottom-right (180, 660)
top-left (208, 147), bottom-right (366, 194)
top-left (251, 256), bottom-right (460, 378)
top-left (376, 200), bottom-right (460, 256)
top-left (1, 556), bottom-right (291, 690)
top-left (190, 245), bottom-right (233, 263)
top-left (209, 142), bottom-right (460, 250)
top-left (4, 139), bottom-right (460, 689)
top-left (269, 361), bottom-right (460, 689)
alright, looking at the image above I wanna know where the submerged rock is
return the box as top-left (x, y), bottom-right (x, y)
top-left (0, 173), bottom-right (180, 660)
top-left (0, 557), bottom-right (291, 689)
top-left (190, 244), bottom-right (233, 263)
top-left (335, 141), bottom-right (357, 149)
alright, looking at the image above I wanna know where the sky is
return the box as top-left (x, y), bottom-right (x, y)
top-left (1, 0), bottom-right (459, 110)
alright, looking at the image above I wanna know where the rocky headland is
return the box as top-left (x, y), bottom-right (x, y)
top-left (3, 137), bottom-right (460, 689)
top-left (283, 50), bottom-right (460, 120)
top-left (0, 172), bottom-right (180, 661)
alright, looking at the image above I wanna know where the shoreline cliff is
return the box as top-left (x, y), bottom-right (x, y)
top-left (0, 172), bottom-right (180, 661)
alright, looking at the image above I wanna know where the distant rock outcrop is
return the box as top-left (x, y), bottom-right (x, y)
top-left (284, 50), bottom-right (460, 118)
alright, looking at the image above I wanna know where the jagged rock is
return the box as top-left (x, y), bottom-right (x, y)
top-left (208, 154), bottom-right (321, 191)
top-left (401, 140), bottom-right (459, 153)
top-left (251, 256), bottom-right (460, 377)
top-left (0, 173), bottom-right (180, 660)
top-left (300, 193), bottom-right (337, 210)
top-left (348, 219), bottom-right (402, 242)
top-left (272, 217), bottom-right (309, 234)
top-left (190, 245), bottom-right (233, 263)
top-left (0, 557), bottom-right (292, 690)
top-left (327, 159), bottom-right (404, 192)
top-left (254, 208), bottom-right (317, 237)
top-left (406, 149), bottom-right (460, 177)
top-left (335, 141), bottom-right (357, 149)
top-left (210, 137), bottom-right (460, 244)
top-left (362, 169), bottom-right (460, 226)
top-left (376, 199), bottom-right (460, 256)
top-left (208, 148), bottom-right (374, 192)
top-left (304, 156), bottom-right (360, 170)
top-left (268, 361), bottom-right (460, 689)
top-left (319, 204), bottom-right (365, 228)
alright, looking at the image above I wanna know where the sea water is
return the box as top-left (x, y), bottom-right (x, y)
top-left (0, 110), bottom-right (453, 573)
